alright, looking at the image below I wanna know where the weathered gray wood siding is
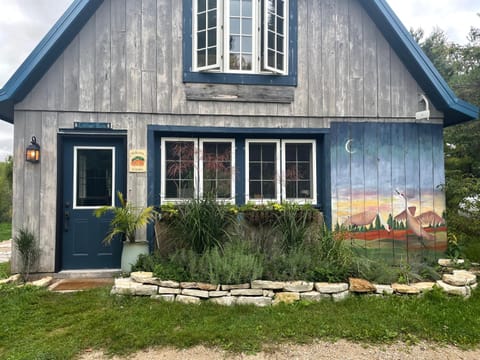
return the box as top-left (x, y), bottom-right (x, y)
top-left (16, 0), bottom-right (443, 120)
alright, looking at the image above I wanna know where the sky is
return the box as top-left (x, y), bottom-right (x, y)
top-left (0, 0), bottom-right (478, 160)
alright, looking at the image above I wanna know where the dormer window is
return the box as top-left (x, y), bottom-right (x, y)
top-left (183, 0), bottom-right (297, 86)
top-left (193, 0), bottom-right (288, 75)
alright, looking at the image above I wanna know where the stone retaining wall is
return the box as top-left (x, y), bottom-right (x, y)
top-left (111, 270), bottom-right (478, 306)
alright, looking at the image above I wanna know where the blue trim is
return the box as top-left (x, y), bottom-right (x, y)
top-left (182, 0), bottom-right (298, 87)
top-left (0, 0), bottom-right (104, 123)
top-left (358, 0), bottom-right (478, 125)
top-left (235, 138), bottom-right (246, 205)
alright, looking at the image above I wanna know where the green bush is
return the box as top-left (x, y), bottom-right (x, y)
top-left (168, 196), bottom-right (237, 253)
top-left (273, 203), bottom-right (316, 251)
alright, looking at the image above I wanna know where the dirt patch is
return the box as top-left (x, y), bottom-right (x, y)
top-left (50, 278), bottom-right (113, 291)
top-left (79, 341), bottom-right (480, 360)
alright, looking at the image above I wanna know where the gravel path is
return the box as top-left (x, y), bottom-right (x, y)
top-left (79, 341), bottom-right (480, 360)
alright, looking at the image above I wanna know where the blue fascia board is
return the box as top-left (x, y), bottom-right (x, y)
top-left (359, 0), bottom-right (479, 126)
top-left (0, 0), bottom-right (104, 123)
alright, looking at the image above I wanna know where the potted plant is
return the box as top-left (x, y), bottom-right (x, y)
top-left (94, 192), bottom-right (156, 273)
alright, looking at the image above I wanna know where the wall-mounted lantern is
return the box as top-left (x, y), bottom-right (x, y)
top-left (25, 136), bottom-right (40, 163)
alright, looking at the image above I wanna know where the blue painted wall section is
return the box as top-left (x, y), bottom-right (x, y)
top-left (330, 122), bottom-right (447, 264)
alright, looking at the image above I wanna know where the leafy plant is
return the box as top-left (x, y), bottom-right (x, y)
top-left (94, 192), bottom-right (156, 244)
top-left (168, 196), bottom-right (237, 253)
top-left (273, 203), bottom-right (316, 251)
top-left (14, 227), bottom-right (39, 283)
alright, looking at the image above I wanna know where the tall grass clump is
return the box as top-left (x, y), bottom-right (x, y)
top-left (273, 203), bottom-right (316, 251)
top-left (169, 196), bottom-right (237, 253)
top-left (13, 227), bottom-right (39, 283)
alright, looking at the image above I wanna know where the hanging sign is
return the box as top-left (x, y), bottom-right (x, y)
top-left (129, 149), bottom-right (147, 173)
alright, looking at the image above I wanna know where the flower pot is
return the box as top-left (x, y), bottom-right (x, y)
top-left (121, 241), bottom-right (149, 273)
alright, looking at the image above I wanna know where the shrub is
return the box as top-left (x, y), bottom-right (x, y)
top-left (14, 227), bottom-right (39, 283)
top-left (273, 203), bottom-right (316, 251)
top-left (167, 196), bottom-right (237, 253)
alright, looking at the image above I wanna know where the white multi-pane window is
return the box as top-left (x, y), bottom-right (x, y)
top-left (161, 138), bottom-right (235, 203)
top-left (193, 0), bottom-right (288, 75)
top-left (246, 139), bottom-right (316, 204)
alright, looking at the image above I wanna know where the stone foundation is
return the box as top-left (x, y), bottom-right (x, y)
top-left (110, 270), bottom-right (478, 306)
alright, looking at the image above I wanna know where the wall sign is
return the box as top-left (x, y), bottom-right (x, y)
top-left (129, 149), bottom-right (147, 173)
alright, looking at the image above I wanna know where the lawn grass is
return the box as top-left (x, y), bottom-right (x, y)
top-left (0, 222), bottom-right (11, 242)
top-left (0, 261), bottom-right (9, 279)
top-left (1, 286), bottom-right (479, 359)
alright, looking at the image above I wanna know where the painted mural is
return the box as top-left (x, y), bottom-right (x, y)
top-left (330, 122), bottom-right (447, 264)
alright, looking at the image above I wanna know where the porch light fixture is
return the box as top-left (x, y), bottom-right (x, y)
top-left (25, 136), bottom-right (40, 163)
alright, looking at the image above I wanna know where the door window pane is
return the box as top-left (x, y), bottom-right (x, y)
top-left (76, 149), bottom-right (113, 207)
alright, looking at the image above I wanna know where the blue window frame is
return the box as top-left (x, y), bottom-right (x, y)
top-left (183, 0), bottom-right (298, 86)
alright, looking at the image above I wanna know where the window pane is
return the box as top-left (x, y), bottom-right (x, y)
top-left (166, 180), bottom-right (179, 198)
top-left (197, 50), bottom-right (206, 67)
top-left (242, 0), bottom-right (252, 17)
top-left (242, 19), bottom-right (253, 35)
top-left (230, 53), bottom-right (241, 69)
top-left (230, 18), bottom-right (240, 34)
top-left (208, 9), bottom-right (217, 28)
top-left (249, 143), bottom-right (261, 161)
top-left (208, 29), bottom-right (216, 47)
top-left (230, 0), bottom-right (240, 16)
top-left (207, 47), bottom-right (217, 66)
top-left (197, 31), bottom-right (206, 49)
top-left (284, 143), bottom-right (313, 199)
top-left (76, 149), bottom-right (113, 207)
top-left (198, 13), bottom-right (206, 30)
top-left (277, 53), bottom-right (284, 70)
top-left (249, 164), bottom-right (261, 180)
top-left (242, 55), bottom-right (252, 70)
top-left (277, 0), bottom-right (285, 17)
top-left (262, 143), bottom-right (276, 161)
top-left (230, 35), bottom-right (241, 52)
top-left (277, 35), bottom-right (284, 52)
top-left (198, 0), bottom-right (206, 13)
top-left (201, 141), bottom-right (233, 199)
top-left (262, 162), bottom-right (275, 180)
top-left (277, 18), bottom-right (284, 35)
top-left (242, 36), bottom-right (252, 52)
top-left (249, 181), bottom-right (261, 198)
top-left (208, 0), bottom-right (216, 9)
top-left (263, 181), bottom-right (275, 198)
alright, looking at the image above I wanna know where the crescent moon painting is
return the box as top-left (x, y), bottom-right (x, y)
top-left (345, 139), bottom-right (356, 154)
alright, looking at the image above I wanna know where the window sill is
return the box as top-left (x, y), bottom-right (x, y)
top-left (185, 83), bottom-right (295, 104)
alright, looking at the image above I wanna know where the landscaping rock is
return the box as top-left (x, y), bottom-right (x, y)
top-left (332, 290), bottom-right (349, 302)
top-left (231, 289), bottom-right (264, 296)
top-left (221, 283), bottom-right (250, 291)
top-left (130, 271), bottom-right (154, 284)
top-left (315, 282), bottom-right (349, 294)
top-left (443, 270), bottom-right (477, 286)
top-left (391, 283), bottom-right (420, 295)
top-left (133, 284), bottom-right (158, 296)
top-left (283, 281), bottom-right (314, 292)
top-left (263, 290), bottom-right (275, 298)
top-left (182, 289), bottom-right (210, 298)
top-left (0, 273), bottom-right (20, 285)
top-left (436, 280), bottom-right (470, 297)
top-left (374, 284), bottom-right (393, 295)
top-left (111, 278), bottom-right (136, 295)
top-left (236, 296), bottom-right (272, 307)
top-left (411, 282), bottom-right (436, 292)
top-left (300, 291), bottom-right (331, 301)
top-left (348, 278), bottom-right (376, 293)
top-left (30, 276), bottom-right (54, 288)
top-left (438, 258), bottom-right (464, 267)
top-left (151, 294), bottom-right (175, 302)
top-left (179, 282), bottom-right (218, 291)
top-left (157, 280), bottom-right (180, 288)
top-left (197, 282), bottom-right (219, 291)
top-left (176, 295), bottom-right (201, 304)
top-left (157, 287), bottom-right (181, 295)
top-left (273, 292), bottom-right (300, 305)
top-left (251, 280), bottom-right (285, 290)
top-left (209, 296), bottom-right (236, 306)
top-left (209, 290), bottom-right (230, 298)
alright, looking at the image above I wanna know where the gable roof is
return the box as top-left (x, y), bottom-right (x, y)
top-left (0, 0), bottom-right (478, 126)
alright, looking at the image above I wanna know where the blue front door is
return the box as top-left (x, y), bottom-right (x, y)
top-left (61, 135), bottom-right (126, 269)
